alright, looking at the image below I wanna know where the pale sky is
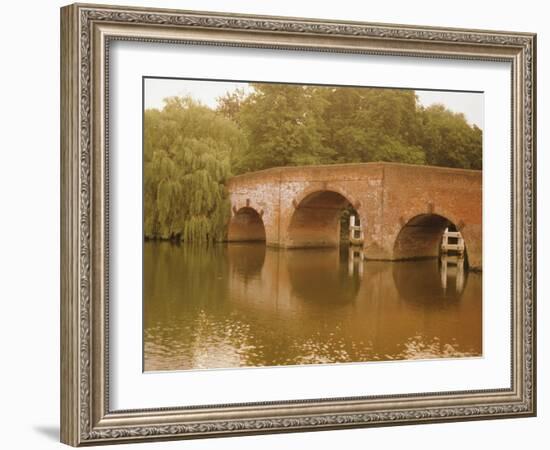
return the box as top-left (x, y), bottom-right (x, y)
top-left (144, 78), bottom-right (483, 129)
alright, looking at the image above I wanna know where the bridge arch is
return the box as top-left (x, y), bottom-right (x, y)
top-left (392, 213), bottom-right (468, 264)
top-left (227, 206), bottom-right (266, 242)
top-left (286, 189), bottom-right (363, 248)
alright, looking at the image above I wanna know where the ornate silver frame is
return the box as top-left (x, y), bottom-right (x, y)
top-left (60, 3), bottom-right (536, 446)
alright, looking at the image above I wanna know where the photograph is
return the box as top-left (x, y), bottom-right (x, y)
top-left (142, 78), bottom-right (484, 372)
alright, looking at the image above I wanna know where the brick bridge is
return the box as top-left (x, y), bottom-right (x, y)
top-left (226, 162), bottom-right (482, 270)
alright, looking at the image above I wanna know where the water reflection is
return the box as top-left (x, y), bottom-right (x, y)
top-left (348, 247), bottom-right (364, 277)
top-left (439, 254), bottom-right (465, 293)
top-left (144, 242), bottom-right (482, 371)
top-left (391, 258), bottom-right (467, 307)
top-left (287, 249), bottom-right (361, 306)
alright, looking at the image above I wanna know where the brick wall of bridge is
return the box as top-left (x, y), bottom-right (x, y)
top-left (226, 162), bottom-right (482, 270)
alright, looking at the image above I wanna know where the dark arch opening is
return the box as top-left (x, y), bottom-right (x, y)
top-left (227, 207), bottom-right (266, 243)
top-left (286, 190), bottom-right (361, 248)
top-left (393, 214), bottom-right (468, 266)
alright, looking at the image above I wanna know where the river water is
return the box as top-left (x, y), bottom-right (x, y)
top-left (144, 242), bottom-right (482, 371)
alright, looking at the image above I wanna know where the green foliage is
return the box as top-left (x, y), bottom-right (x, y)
top-left (219, 84), bottom-right (334, 173)
top-left (218, 85), bottom-right (480, 174)
top-left (418, 104), bottom-right (482, 169)
top-left (144, 97), bottom-right (245, 241)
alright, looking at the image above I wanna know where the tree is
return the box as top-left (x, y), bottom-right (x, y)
top-left (220, 85), bottom-right (481, 171)
top-left (418, 104), bottom-right (482, 169)
top-left (319, 87), bottom-right (425, 164)
top-left (144, 97), bottom-right (246, 241)
top-left (216, 87), bottom-right (248, 123)
top-left (220, 84), bottom-right (335, 173)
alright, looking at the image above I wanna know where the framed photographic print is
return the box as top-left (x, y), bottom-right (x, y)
top-left (60, 3), bottom-right (537, 446)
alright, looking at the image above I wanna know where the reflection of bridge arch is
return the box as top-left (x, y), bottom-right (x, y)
top-left (227, 242), bottom-right (266, 280)
top-left (393, 213), bottom-right (467, 261)
top-left (287, 248), bottom-right (361, 305)
top-left (392, 259), bottom-right (468, 306)
top-left (286, 189), bottom-right (362, 248)
top-left (227, 207), bottom-right (266, 242)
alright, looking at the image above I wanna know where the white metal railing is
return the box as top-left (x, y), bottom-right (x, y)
top-left (440, 227), bottom-right (465, 256)
top-left (349, 215), bottom-right (364, 245)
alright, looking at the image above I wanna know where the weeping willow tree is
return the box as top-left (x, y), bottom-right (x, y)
top-left (144, 96), bottom-right (247, 242)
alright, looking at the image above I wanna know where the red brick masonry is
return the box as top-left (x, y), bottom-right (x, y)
top-left (226, 162), bottom-right (482, 270)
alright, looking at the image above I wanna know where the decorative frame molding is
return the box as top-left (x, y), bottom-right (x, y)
top-left (61, 3), bottom-right (536, 446)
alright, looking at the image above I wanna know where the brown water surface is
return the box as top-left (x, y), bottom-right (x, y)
top-left (144, 242), bottom-right (482, 371)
